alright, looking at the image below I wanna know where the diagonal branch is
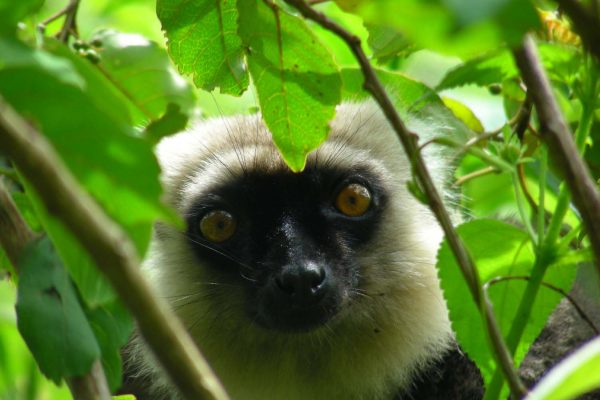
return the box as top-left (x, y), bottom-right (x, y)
top-left (282, 0), bottom-right (527, 397)
top-left (0, 179), bottom-right (111, 400)
top-left (556, 0), bottom-right (600, 62)
top-left (513, 35), bottom-right (600, 276)
top-left (0, 97), bottom-right (229, 400)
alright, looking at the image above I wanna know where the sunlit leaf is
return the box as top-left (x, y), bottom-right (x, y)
top-left (238, 0), bottom-right (341, 171)
top-left (157, 0), bottom-right (248, 95)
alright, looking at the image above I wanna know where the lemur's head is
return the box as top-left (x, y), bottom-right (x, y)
top-left (138, 101), bottom-right (453, 399)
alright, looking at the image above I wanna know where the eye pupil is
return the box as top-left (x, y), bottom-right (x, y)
top-left (200, 210), bottom-right (236, 242)
top-left (335, 183), bottom-right (371, 217)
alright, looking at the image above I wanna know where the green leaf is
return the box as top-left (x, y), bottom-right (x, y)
top-left (0, 0), bottom-right (44, 36)
top-left (340, 68), bottom-right (472, 144)
top-left (437, 49), bottom-right (516, 91)
top-left (442, 97), bottom-right (484, 134)
top-left (16, 238), bottom-right (101, 383)
top-left (1, 38), bottom-right (174, 305)
top-left (437, 44), bottom-right (580, 91)
top-left (365, 24), bottom-right (412, 63)
top-left (526, 337), bottom-right (600, 400)
top-left (10, 192), bottom-right (42, 233)
top-left (336, 0), bottom-right (540, 57)
top-left (238, 0), bottom-right (342, 172)
top-left (144, 103), bottom-right (189, 144)
top-left (113, 395), bottom-right (137, 400)
top-left (0, 40), bottom-right (85, 89)
top-left (157, 0), bottom-right (248, 95)
top-left (437, 220), bottom-right (577, 385)
top-left (86, 300), bottom-right (133, 391)
top-left (89, 30), bottom-right (196, 123)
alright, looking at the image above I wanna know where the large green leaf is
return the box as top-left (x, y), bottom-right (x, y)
top-left (238, 0), bottom-right (342, 171)
top-left (16, 238), bottom-right (101, 383)
top-left (0, 38), bottom-right (173, 305)
top-left (157, 0), bottom-right (248, 95)
top-left (437, 220), bottom-right (577, 386)
top-left (89, 30), bottom-right (196, 124)
top-left (526, 337), bottom-right (600, 400)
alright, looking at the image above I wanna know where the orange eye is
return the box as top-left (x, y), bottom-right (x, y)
top-left (199, 210), bottom-right (236, 242)
top-left (335, 183), bottom-right (371, 217)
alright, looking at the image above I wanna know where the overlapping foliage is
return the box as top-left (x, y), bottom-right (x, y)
top-left (0, 0), bottom-right (599, 399)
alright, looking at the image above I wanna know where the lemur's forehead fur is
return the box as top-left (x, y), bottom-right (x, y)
top-left (134, 101), bottom-right (453, 400)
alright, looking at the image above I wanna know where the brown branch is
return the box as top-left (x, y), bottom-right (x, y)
top-left (66, 360), bottom-right (112, 400)
top-left (0, 97), bottom-right (229, 400)
top-left (38, 0), bottom-right (80, 42)
top-left (485, 276), bottom-right (599, 334)
top-left (556, 0), bottom-right (600, 62)
top-left (282, 0), bottom-right (528, 397)
top-left (0, 179), bottom-right (111, 400)
top-left (513, 35), bottom-right (600, 277)
top-left (0, 179), bottom-right (36, 270)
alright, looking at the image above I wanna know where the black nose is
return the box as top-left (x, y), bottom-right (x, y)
top-left (275, 262), bottom-right (327, 306)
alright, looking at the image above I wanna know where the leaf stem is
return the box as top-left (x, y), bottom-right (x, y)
top-left (513, 172), bottom-right (537, 243)
top-left (537, 149), bottom-right (548, 245)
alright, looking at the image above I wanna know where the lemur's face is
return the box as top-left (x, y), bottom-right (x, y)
top-left (184, 164), bottom-right (388, 332)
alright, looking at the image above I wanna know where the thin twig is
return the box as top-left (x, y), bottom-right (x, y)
top-left (282, 0), bottom-right (528, 397)
top-left (485, 276), bottom-right (599, 334)
top-left (58, 0), bottom-right (80, 42)
top-left (453, 166), bottom-right (498, 186)
top-left (556, 0), bottom-right (600, 62)
top-left (38, 0), bottom-right (81, 41)
top-left (0, 97), bottom-right (229, 400)
top-left (513, 35), bottom-right (600, 277)
top-left (0, 179), bottom-right (111, 400)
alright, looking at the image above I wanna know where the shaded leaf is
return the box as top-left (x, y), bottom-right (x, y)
top-left (0, 0), bottom-right (44, 36)
top-left (90, 30), bottom-right (196, 123)
top-left (335, 0), bottom-right (540, 57)
top-left (144, 103), bottom-right (189, 144)
top-left (238, 0), bottom-right (341, 171)
top-left (86, 300), bottom-right (133, 391)
top-left (437, 44), bottom-right (580, 91)
top-left (16, 238), bottom-right (101, 383)
top-left (437, 220), bottom-right (577, 385)
top-left (366, 24), bottom-right (412, 63)
top-left (157, 0), bottom-right (248, 95)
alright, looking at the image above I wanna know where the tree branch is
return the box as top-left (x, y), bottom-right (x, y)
top-left (0, 179), bottom-right (111, 400)
top-left (556, 0), bottom-right (600, 62)
top-left (0, 97), bottom-right (229, 400)
top-left (513, 35), bottom-right (600, 276)
top-left (282, 0), bottom-right (527, 397)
